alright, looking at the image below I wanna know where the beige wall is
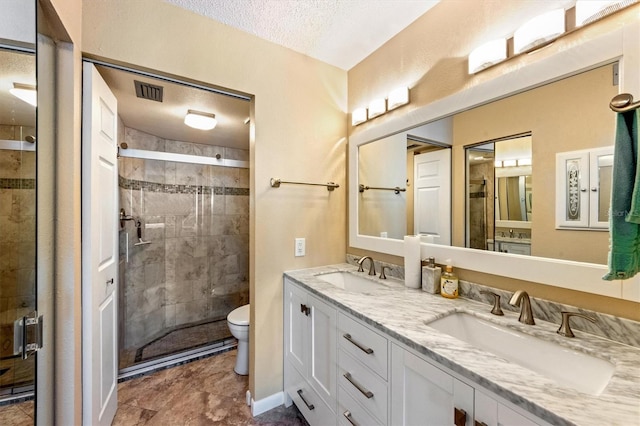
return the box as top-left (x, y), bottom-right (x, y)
top-left (452, 64), bottom-right (616, 264)
top-left (81, 0), bottom-right (347, 401)
top-left (348, 2), bottom-right (640, 321)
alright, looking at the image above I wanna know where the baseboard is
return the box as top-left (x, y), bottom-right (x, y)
top-left (251, 391), bottom-right (284, 416)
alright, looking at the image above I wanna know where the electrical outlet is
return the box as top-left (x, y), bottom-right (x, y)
top-left (295, 238), bottom-right (305, 257)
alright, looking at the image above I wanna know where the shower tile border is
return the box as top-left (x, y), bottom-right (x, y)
top-left (0, 179), bottom-right (35, 190)
top-left (119, 176), bottom-right (249, 196)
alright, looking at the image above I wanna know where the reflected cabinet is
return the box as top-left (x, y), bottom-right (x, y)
top-left (555, 146), bottom-right (613, 230)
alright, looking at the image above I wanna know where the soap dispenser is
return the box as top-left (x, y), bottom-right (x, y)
top-left (440, 263), bottom-right (459, 299)
top-left (421, 257), bottom-right (441, 294)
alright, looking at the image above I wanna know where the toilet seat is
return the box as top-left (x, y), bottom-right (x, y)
top-left (228, 304), bottom-right (250, 326)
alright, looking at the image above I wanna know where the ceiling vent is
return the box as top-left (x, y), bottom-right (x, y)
top-left (134, 80), bottom-right (163, 102)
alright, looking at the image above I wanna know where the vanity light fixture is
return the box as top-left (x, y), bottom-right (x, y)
top-left (494, 160), bottom-right (503, 168)
top-left (502, 159), bottom-right (518, 167)
top-left (388, 87), bottom-right (410, 110)
top-left (468, 38), bottom-right (507, 74)
top-left (517, 158), bottom-right (532, 166)
top-left (184, 109), bottom-right (217, 130)
top-left (575, 0), bottom-right (637, 26)
top-left (352, 107), bottom-right (367, 126)
top-left (367, 98), bottom-right (387, 119)
top-left (10, 82), bottom-right (37, 107)
top-left (513, 9), bottom-right (565, 54)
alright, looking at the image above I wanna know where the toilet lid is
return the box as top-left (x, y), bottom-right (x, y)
top-left (228, 304), bottom-right (250, 326)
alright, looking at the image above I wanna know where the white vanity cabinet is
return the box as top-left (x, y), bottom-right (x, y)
top-left (474, 389), bottom-right (541, 426)
top-left (390, 343), bottom-right (547, 426)
top-left (337, 313), bottom-right (389, 425)
top-left (390, 344), bottom-right (474, 426)
top-left (496, 241), bottom-right (531, 255)
top-left (284, 278), bottom-right (548, 426)
top-left (284, 278), bottom-right (337, 425)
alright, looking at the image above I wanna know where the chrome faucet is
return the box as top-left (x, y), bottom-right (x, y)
top-left (557, 311), bottom-right (596, 338)
top-left (509, 290), bottom-right (535, 325)
top-left (357, 256), bottom-right (376, 276)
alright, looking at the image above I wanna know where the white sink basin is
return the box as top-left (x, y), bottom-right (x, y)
top-left (426, 312), bottom-right (615, 396)
top-left (316, 272), bottom-right (386, 293)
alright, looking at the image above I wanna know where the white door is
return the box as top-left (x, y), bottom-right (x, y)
top-left (414, 149), bottom-right (451, 245)
top-left (82, 62), bottom-right (119, 426)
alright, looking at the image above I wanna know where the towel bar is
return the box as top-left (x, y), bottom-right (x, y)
top-left (270, 178), bottom-right (339, 191)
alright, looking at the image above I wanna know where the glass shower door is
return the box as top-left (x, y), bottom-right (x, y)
top-left (0, 46), bottom-right (37, 408)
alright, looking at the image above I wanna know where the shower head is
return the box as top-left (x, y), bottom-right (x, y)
top-left (25, 135), bottom-right (36, 143)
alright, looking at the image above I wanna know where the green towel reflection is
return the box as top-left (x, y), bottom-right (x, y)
top-left (604, 109), bottom-right (640, 280)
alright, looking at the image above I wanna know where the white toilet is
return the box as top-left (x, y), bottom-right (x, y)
top-left (227, 304), bottom-right (250, 375)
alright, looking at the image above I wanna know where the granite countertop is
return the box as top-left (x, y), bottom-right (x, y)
top-left (284, 264), bottom-right (640, 426)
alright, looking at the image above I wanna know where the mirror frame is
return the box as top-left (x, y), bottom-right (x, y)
top-left (349, 22), bottom-right (640, 301)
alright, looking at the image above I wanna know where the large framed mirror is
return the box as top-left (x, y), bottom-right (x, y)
top-left (349, 21), bottom-right (639, 300)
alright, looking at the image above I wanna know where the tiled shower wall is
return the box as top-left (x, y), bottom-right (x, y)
top-left (0, 125), bottom-right (36, 389)
top-left (119, 127), bottom-right (249, 350)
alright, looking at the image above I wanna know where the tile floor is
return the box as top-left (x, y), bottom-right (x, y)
top-left (0, 350), bottom-right (308, 425)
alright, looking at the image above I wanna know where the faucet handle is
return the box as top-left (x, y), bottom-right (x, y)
top-left (380, 266), bottom-right (391, 279)
top-left (557, 311), bottom-right (597, 338)
top-left (480, 291), bottom-right (504, 316)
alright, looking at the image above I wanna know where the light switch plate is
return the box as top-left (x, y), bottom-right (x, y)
top-left (295, 238), bottom-right (305, 257)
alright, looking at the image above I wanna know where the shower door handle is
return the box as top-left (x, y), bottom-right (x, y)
top-left (13, 312), bottom-right (43, 359)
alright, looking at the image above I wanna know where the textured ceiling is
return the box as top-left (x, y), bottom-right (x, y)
top-left (164, 0), bottom-right (440, 70)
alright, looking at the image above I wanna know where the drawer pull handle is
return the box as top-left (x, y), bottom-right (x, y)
top-left (300, 304), bottom-right (310, 316)
top-left (454, 407), bottom-right (467, 426)
top-left (343, 372), bottom-right (374, 399)
top-left (343, 410), bottom-right (358, 426)
top-left (297, 389), bottom-right (314, 410)
top-left (475, 421), bottom-right (488, 426)
top-left (343, 333), bottom-right (374, 354)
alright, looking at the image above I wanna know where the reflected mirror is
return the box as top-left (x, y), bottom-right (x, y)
top-left (355, 62), bottom-right (617, 265)
top-left (466, 135), bottom-right (532, 255)
top-left (358, 118), bottom-right (453, 243)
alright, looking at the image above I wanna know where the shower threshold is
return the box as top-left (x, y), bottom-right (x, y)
top-left (118, 337), bottom-right (237, 382)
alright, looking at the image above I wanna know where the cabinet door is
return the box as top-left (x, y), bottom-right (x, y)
top-left (556, 150), bottom-right (589, 228)
top-left (308, 293), bottom-right (337, 411)
top-left (284, 279), bottom-right (309, 376)
top-left (475, 388), bottom-right (543, 426)
top-left (499, 242), bottom-right (531, 255)
top-left (588, 146), bottom-right (613, 229)
top-left (497, 404), bottom-right (540, 426)
top-left (391, 344), bottom-right (473, 426)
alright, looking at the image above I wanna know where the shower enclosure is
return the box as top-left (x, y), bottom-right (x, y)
top-left (0, 48), bottom-right (36, 402)
top-left (467, 146), bottom-right (495, 251)
top-left (117, 126), bottom-right (249, 371)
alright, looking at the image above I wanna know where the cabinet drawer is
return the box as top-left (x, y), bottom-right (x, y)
top-left (286, 361), bottom-right (336, 426)
top-left (338, 385), bottom-right (384, 426)
top-left (338, 313), bottom-right (388, 379)
top-left (338, 350), bottom-right (388, 424)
